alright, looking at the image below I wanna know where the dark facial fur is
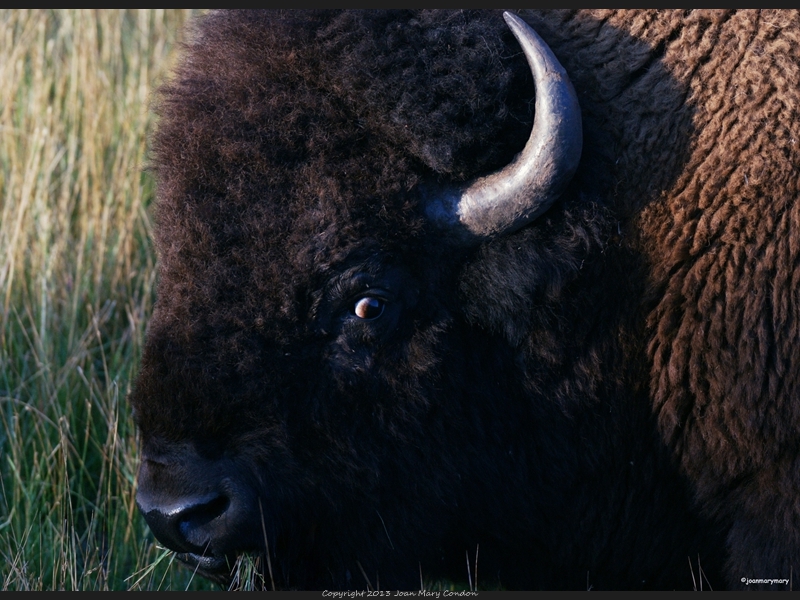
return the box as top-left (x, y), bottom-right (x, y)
top-left (132, 10), bottom-right (800, 590)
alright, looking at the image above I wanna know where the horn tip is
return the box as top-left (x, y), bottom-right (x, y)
top-left (502, 11), bottom-right (525, 31)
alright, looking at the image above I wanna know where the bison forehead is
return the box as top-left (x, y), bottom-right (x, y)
top-left (151, 10), bottom-right (535, 240)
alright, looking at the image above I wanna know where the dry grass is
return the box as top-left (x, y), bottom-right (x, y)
top-left (0, 9), bottom-right (217, 590)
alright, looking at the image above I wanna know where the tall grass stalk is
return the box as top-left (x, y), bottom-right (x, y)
top-left (0, 9), bottom-right (215, 590)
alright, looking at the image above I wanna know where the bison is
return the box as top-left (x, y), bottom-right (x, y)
top-left (131, 9), bottom-right (800, 590)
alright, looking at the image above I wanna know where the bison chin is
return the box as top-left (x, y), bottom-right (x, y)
top-left (135, 443), bottom-right (265, 585)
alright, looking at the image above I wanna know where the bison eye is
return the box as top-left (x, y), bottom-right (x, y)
top-left (353, 296), bottom-right (385, 320)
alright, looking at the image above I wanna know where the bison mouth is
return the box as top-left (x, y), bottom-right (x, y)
top-left (174, 546), bottom-right (290, 589)
top-left (170, 524), bottom-right (320, 589)
top-left (175, 551), bottom-right (235, 585)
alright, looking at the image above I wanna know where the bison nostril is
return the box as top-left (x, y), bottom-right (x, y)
top-left (140, 492), bottom-right (231, 555)
top-left (177, 494), bottom-right (230, 547)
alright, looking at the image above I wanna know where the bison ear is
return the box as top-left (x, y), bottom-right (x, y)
top-left (425, 11), bottom-right (582, 245)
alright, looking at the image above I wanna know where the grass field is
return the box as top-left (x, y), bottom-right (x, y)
top-left (0, 9), bottom-right (229, 590)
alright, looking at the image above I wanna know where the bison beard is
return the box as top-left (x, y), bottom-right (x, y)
top-left (130, 9), bottom-right (800, 590)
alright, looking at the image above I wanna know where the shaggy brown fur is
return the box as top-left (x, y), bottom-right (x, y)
top-left (131, 10), bottom-right (800, 590)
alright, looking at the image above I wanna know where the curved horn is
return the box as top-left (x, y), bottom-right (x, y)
top-left (425, 11), bottom-right (582, 244)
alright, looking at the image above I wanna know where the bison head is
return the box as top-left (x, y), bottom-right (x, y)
top-left (131, 9), bottom-right (606, 589)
